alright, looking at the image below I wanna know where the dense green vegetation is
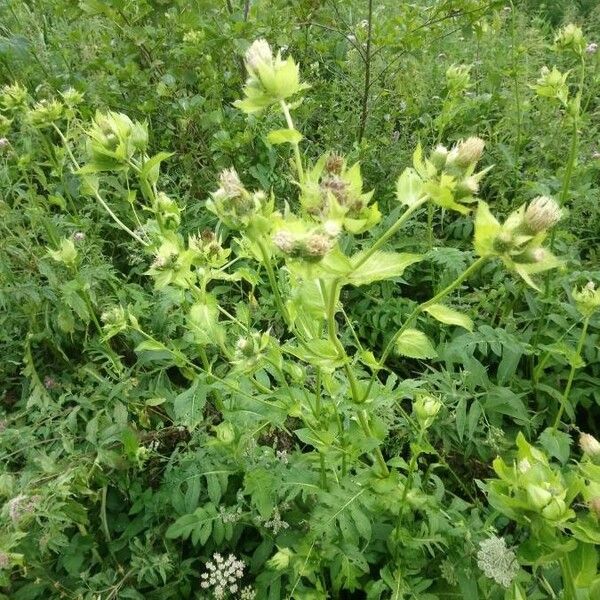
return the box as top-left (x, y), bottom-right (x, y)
top-left (1, 1), bottom-right (600, 598)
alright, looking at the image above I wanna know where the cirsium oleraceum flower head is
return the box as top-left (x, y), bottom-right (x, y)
top-left (473, 200), bottom-right (562, 290)
top-left (580, 433), bottom-right (600, 457)
top-left (235, 39), bottom-right (309, 114)
top-left (523, 196), bottom-right (562, 234)
top-left (572, 281), bottom-right (600, 316)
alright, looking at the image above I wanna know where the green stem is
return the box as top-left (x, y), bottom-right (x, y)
top-left (381, 256), bottom-right (487, 367)
top-left (320, 453), bottom-right (328, 491)
top-left (352, 199), bottom-right (427, 271)
top-left (552, 316), bottom-right (589, 430)
top-left (257, 238), bottom-right (290, 327)
top-left (280, 99), bottom-right (304, 184)
top-left (362, 256), bottom-right (487, 402)
top-left (398, 430), bottom-right (424, 518)
top-left (52, 124), bottom-right (149, 246)
top-left (324, 279), bottom-right (389, 477)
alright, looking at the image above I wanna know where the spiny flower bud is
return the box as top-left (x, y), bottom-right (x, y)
top-left (493, 231), bottom-right (514, 253)
top-left (325, 153), bottom-right (344, 175)
top-left (219, 167), bottom-right (244, 198)
top-left (580, 433), bottom-right (600, 457)
top-left (413, 395), bottom-right (442, 428)
top-left (322, 220), bottom-right (341, 237)
top-left (589, 497), bottom-right (600, 517)
top-left (429, 144), bottom-right (449, 170)
top-left (453, 137), bottom-right (485, 167)
top-left (572, 281), bottom-right (600, 316)
top-left (303, 233), bottom-right (334, 257)
top-left (513, 246), bottom-right (547, 264)
top-left (272, 230), bottom-right (296, 254)
top-left (523, 196), bottom-right (562, 234)
top-left (245, 39), bottom-right (273, 73)
top-left (555, 23), bottom-right (585, 54)
top-left (455, 175), bottom-right (479, 198)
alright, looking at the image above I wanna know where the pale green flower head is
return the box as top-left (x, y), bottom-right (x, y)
top-left (445, 64), bottom-right (472, 93)
top-left (235, 39), bottom-right (309, 114)
top-left (26, 99), bottom-right (64, 128)
top-left (85, 111), bottom-right (148, 168)
top-left (572, 281), bottom-right (600, 316)
top-left (554, 23), bottom-right (586, 55)
top-left (207, 167), bottom-right (273, 234)
top-left (413, 395), bottom-right (442, 429)
top-left (473, 199), bottom-right (563, 290)
top-left (299, 153), bottom-right (379, 234)
top-left (1, 82), bottom-right (28, 111)
top-left (48, 238), bottom-right (78, 267)
top-left (533, 66), bottom-right (569, 104)
top-left (407, 139), bottom-right (490, 215)
top-left (271, 215), bottom-right (339, 262)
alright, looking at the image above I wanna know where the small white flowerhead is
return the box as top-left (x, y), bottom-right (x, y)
top-left (580, 433), bottom-right (600, 457)
top-left (587, 42), bottom-right (599, 54)
top-left (218, 167), bottom-right (244, 197)
top-left (303, 233), bottom-right (334, 257)
top-left (272, 230), bottom-right (296, 254)
top-left (523, 196), bottom-right (562, 233)
top-left (322, 220), bottom-right (341, 237)
top-left (245, 39), bottom-right (273, 73)
top-left (531, 247), bottom-right (546, 262)
top-left (452, 136), bottom-right (485, 167)
top-left (476, 536), bottom-right (519, 588)
top-left (517, 458), bottom-right (531, 473)
top-left (0, 137), bottom-right (8, 149)
top-left (72, 231), bottom-right (86, 242)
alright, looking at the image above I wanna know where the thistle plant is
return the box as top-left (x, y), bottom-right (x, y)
top-left (25, 36), bottom-right (584, 600)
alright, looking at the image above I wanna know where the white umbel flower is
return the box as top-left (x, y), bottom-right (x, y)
top-left (200, 553), bottom-right (245, 599)
top-left (477, 536), bottom-right (519, 588)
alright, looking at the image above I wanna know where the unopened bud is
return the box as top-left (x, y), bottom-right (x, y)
top-left (267, 548), bottom-right (293, 570)
top-left (541, 497), bottom-right (567, 520)
top-left (523, 196), bottom-right (562, 234)
top-left (303, 233), bottom-right (334, 258)
top-left (214, 422), bottom-right (236, 444)
top-left (453, 137), bottom-right (485, 167)
top-left (429, 144), bottom-right (449, 170)
top-left (245, 39), bottom-right (273, 73)
top-left (589, 497), bottom-right (600, 517)
top-left (526, 484), bottom-right (552, 510)
top-left (455, 175), bottom-right (479, 198)
top-left (414, 395), bottom-right (442, 427)
top-left (325, 153), bottom-right (344, 175)
top-left (272, 230), bottom-right (296, 254)
top-left (493, 231), bottom-right (514, 253)
top-left (219, 167), bottom-right (244, 197)
top-left (580, 433), bottom-right (600, 457)
top-left (322, 220), bottom-right (341, 237)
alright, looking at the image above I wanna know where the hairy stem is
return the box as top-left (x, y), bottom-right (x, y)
top-left (280, 99), bottom-right (305, 184)
top-left (553, 316), bottom-right (589, 430)
top-left (357, 0), bottom-right (373, 142)
top-left (257, 238), bottom-right (290, 327)
top-left (362, 256), bottom-right (487, 401)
